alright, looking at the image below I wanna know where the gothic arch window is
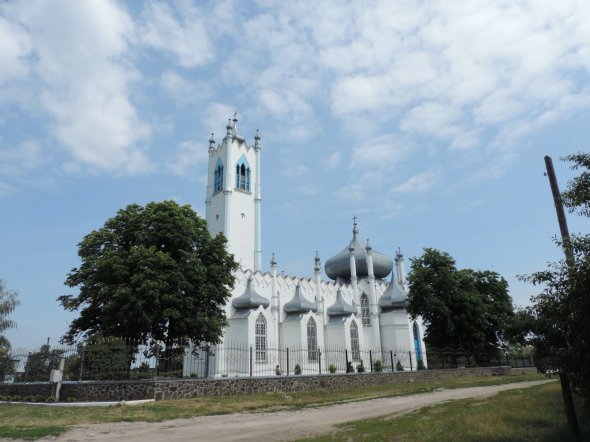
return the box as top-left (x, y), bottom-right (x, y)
top-left (413, 322), bottom-right (422, 362)
top-left (235, 155), bottom-right (251, 191)
top-left (350, 320), bottom-right (360, 360)
top-left (255, 313), bottom-right (267, 362)
top-left (307, 317), bottom-right (318, 362)
top-left (214, 158), bottom-right (223, 193)
top-left (360, 293), bottom-right (370, 326)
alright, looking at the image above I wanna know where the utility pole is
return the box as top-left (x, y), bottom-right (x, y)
top-left (544, 155), bottom-right (580, 439)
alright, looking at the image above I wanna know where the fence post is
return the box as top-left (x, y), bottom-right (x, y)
top-left (286, 348), bottom-right (290, 375)
top-left (318, 348), bottom-right (321, 374)
top-left (345, 349), bottom-right (349, 372)
top-left (155, 345), bottom-right (160, 377)
top-left (205, 346), bottom-right (210, 379)
top-left (390, 351), bottom-right (394, 372)
top-left (409, 351), bottom-right (413, 371)
top-left (79, 343), bottom-right (86, 381)
top-left (249, 346), bottom-right (253, 377)
top-left (369, 350), bottom-right (373, 373)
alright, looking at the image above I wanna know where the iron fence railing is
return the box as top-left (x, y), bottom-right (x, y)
top-left (0, 340), bottom-right (535, 383)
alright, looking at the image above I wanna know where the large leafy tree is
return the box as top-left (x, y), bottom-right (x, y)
top-left (58, 201), bottom-right (238, 348)
top-left (0, 280), bottom-right (19, 381)
top-left (407, 248), bottom-right (514, 354)
top-left (522, 152), bottom-right (590, 410)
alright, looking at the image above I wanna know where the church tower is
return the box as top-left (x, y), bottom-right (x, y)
top-left (205, 114), bottom-right (262, 271)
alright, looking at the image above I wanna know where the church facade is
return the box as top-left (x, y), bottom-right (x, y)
top-left (184, 115), bottom-right (427, 376)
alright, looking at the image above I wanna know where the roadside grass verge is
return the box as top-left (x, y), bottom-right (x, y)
top-left (302, 382), bottom-right (581, 442)
top-left (0, 372), bottom-right (544, 440)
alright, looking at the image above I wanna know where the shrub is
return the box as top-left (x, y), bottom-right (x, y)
top-left (346, 361), bottom-right (354, 373)
top-left (356, 361), bottom-right (365, 373)
top-left (294, 364), bottom-right (302, 375)
top-left (374, 360), bottom-right (383, 372)
top-left (396, 361), bottom-right (404, 371)
top-left (328, 364), bottom-right (337, 374)
top-left (417, 358), bottom-right (426, 370)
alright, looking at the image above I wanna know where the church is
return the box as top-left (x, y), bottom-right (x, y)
top-left (183, 115), bottom-right (427, 377)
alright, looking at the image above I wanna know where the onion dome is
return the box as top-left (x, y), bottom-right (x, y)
top-left (284, 283), bottom-right (317, 314)
top-left (232, 275), bottom-right (269, 309)
top-left (327, 289), bottom-right (357, 317)
top-left (379, 272), bottom-right (407, 311)
top-left (325, 220), bottom-right (393, 280)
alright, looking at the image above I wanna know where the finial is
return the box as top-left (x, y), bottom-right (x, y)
top-left (226, 119), bottom-right (232, 135)
top-left (271, 252), bottom-right (277, 267)
top-left (352, 215), bottom-right (359, 235)
top-left (209, 132), bottom-right (215, 149)
top-left (365, 238), bottom-right (372, 251)
top-left (255, 129), bottom-right (260, 140)
top-left (314, 250), bottom-right (321, 272)
top-left (233, 111), bottom-right (238, 122)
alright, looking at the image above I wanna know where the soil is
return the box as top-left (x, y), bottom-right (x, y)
top-left (39, 380), bottom-right (549, 442)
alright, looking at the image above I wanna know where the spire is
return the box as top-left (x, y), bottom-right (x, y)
top-left (327, 288), bottom-right (356, 317)
top-left (254, 129), bottom-right (261, 150)
top-left (284, 282), bottom-right (317, 314)
top-left (270, 252), bottom-right (277, 267)
top-left (209, 132), bottom-right (215, 150)
top-left (352, 215), bottom-right (359, 236)
top-left (226, 119), bottom-right (232, 136)
top-left (314, 250), bottom-right (321, 272)
top-left (365, 238), bottom-right (372, 252)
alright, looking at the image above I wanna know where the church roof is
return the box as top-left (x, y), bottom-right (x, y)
top-left (284, 283), bottom-right (317, 314)
top-left (327, 288), bottom-right (357, 317)
top-left (325, 221), bottom-right (393, 280)
top-left (379, 272), bottom-right (407, 311)
top-left (232, 274), bottom-right (270, 310)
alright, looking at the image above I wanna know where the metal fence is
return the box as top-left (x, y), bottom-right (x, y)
top-left (0, 340), bottom-right (535, 383)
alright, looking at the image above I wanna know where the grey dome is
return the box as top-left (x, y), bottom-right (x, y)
top-left (327, 289), bottom-right (357, 317)
top-left (379, 273), bottom-right (407, 311)
top-left (232, 275), bottom-right (269, 309)
top-left (284, 283), bottom-right (317, 314)
top-left (325, 222), bottom-right (393, 281)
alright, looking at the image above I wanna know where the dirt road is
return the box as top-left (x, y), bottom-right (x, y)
top-left (41, 380), bottom-right (550, 442)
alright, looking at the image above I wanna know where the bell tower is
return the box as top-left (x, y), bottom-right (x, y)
top-left (205, 114), bottom-right (262, 271)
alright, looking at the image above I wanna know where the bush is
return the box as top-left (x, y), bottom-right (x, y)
top-left (294, 364), bottom-right (302, 375)
top-left (417, 358), bottom-right (426, 370)
top-left (357, 361), bottom-right (365, 373)
top-left (374, 360), bottom-right (383, 372)
top-left (396, 361), bottom-right (404, 371)
top-left (346, 361), bottom-right (354, 373)
top-left (328, 364), bottom-right (337, 374)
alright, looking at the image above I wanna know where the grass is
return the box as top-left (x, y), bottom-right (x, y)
top-left (0, 372), bottom-right (545, 440)
top-left (301, 382), bottom-right (579, 442)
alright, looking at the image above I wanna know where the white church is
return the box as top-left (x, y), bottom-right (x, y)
top-left (184, 115), bottom-right (427, 376)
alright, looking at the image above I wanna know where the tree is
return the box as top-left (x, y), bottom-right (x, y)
top-left (407, 248), bottom-right (514, 355)
top-left (58, 201), bottom-right (238, 351)
top-left (522, 152), bottom-right (590, 415)
top-left (0, 280), bottom-right (19, 381)
top-left (22, 344), bottom-right (62, 382)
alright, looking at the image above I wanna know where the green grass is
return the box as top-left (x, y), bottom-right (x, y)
top-left (301, 382), bottom-right (579, 442)
top-left (0, 373), bottom-right (545, 440)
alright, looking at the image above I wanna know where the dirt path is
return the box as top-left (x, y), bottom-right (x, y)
top-left (42, 380), bottom-right (550, 442)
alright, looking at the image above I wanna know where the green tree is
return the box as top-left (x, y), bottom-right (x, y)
top-left (58, 201), bottom-right (238, 353)
top-left (522, 152), bottom-right (590, 414)
top-left (0, 280), bottom-right (19, 381)
top-left (22, 344), bottom-right (62, 382)
top-left (407, 248), bottom-right (514, 355)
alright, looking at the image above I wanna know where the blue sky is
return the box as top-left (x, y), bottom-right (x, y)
top-left (1, 0), bottom-right (589, 349)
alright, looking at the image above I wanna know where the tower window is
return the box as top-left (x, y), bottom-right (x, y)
top-left (235, 155), bottom-right (251, 191)
top-left (360, 293), bottom-right (370, 326)
top-left (255, 313), bottom-right (267, 362)
top-left (307, 317), bottom-right (318, 362)
top-left (214, 159), bottom-right (223, 193)
top-left (350, 320), bottom-right (360, 360)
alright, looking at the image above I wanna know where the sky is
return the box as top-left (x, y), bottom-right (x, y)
top-left (1, 0), bottom-right (589, 350)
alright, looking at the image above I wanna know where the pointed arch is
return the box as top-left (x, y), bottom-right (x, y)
top-left (413, 322), bottom-right (422, 362)
top-left (360, 293), bottom-right (370, 326)
top-left (307, 317), bottom-right (318, 361)
top-left (235, 154), bottom-right (251, 191)
top-left (255, 313), bottom-right (267, 361)
top-left (214, 158), bottom-right (224, 193)
top-left (350, 320), bottom-right (360, 360)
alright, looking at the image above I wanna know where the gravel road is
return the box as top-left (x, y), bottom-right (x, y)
top-left (39, 380), bottom-right (550, 442)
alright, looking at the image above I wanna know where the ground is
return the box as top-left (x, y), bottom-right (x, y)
top-left (28, 380), bottom-right (549, 442)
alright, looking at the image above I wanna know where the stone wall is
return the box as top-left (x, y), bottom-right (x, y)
top-left (0, 366), bottom-right (537, 402)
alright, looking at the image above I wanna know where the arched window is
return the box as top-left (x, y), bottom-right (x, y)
top-left (350, 320), bottom-right (360, 360)
top-left (255, 313), bottom-right (267, 361)
top-left (307, 317), bottom-right (318, 362)
top-left (360, 294), bottom-right (370, 326)
top-left (235, 155), bottom-right (251, 191)
top-left (214, 159), bottom-right (223, 193)
top-left (413, 322), bottom-right (422, 362)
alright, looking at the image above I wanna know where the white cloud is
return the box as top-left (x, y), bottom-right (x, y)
top-left (166, 140), bottom-right (209, 177)
top-left (392, 170), bottom-right (440, 194)
top-left (326, 152), bottom-right (342, 170)
top-left (139, 0), bottom-right (213, 68)
top-left (160, 70), bottom-right (210, 105)
top-left (0, 140), bottom-right (42, 176)
top-left (0, 15), bottom-right (31, 84)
